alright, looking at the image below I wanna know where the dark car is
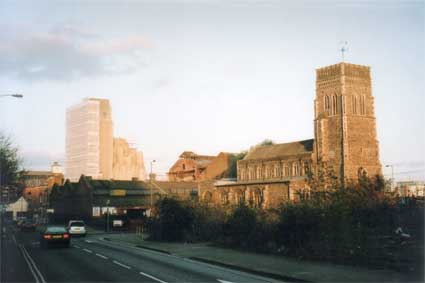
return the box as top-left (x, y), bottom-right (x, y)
top-left (20, 221), bottom-right (37, 232)
top-left (40, 226), bottom-right (70, 248)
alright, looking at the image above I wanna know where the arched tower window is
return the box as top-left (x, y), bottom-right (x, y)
top-left (324, 95), bottom-right (330, 114)
top-left (332, 95), bottom-right (337, 115)
top-left (353, 96), bottom-right (358, 115)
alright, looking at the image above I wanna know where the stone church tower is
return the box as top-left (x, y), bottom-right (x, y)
top-left (313, 62), bottom-right (382, 183)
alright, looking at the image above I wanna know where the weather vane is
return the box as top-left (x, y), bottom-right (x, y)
top-left (339, 41), bottom-right (349, 62)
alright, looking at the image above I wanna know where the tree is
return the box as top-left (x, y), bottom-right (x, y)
top-left (258, 139), bottom-right (275, 146)
top-left (0, 133), bottom-right (24, 186)
top-left (0, 133), bottom-right (24, 203)
top-left (150, 198), bottom-right (195, 241)
top-left (228, 151), bottom-right (247, 178)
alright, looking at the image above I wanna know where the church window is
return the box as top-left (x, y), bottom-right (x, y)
top-left (353, 96), bottom-right (358, 115)
top-left (360, 95), bottom-right (365, 115)
top-left (248, 167), bottom-right (254, 180)
top-left (303, 162), bottom-right (310, 176)
top-left (221, 193), bottom-right (229, 205)
top-left (332, 95), bottom-right (337, 115)
top-left (324, 96), bottom-right (330, 114)
top-left (285, 165), bottom-right (291, 177)
top-left (293, 163), bottom-right (299, 176)
top-left (257, 166), bottom-right (262, 180)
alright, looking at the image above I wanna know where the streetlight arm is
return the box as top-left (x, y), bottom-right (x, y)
top-left (0, 94), bottom-right (23, 98)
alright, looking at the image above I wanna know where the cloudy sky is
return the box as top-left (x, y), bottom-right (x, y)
top-left (0, 0), bottom-right (424, 181)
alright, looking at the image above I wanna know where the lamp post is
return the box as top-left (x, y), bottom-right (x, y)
top-left (385, 164), bottom-right (394, 191)
top-left (149, 160), bottom-right (156, 209)
top-left (106, 199), bottom-right (110, 233)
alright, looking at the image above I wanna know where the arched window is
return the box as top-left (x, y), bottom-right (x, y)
top-left (248, 167), bottom-right (254, 180)
top-left (303, 162), bottom-right (310, 176)
top-left (332, 95), bottom-right (337, 115)
top-left (293, 163), bottom-right (299, 176)
top-left (324, 95), bottom-right (330, 114)
top-left (257, 166), bottom-right (262, 180)
top-left (285, 165), bottom-right (291, 177)
top-left (353, 96), bottom-right (358, 114)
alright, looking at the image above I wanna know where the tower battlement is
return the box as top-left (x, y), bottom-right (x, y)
top-left (316, 62), bottom-right (370, 82)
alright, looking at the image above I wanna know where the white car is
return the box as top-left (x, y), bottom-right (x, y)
top-left (67, 220), bottom-right (87, 237)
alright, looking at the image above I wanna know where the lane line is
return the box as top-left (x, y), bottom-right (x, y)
top-left (95, 253), bottom-right (108, 260)
top-left (139, 271), bottom-right (167, 283)
top-left (12, 235), bottom-right (17, 245)
top-left (83, 248), bottom-right (93, 253)
top-left (113, 260), bottom-right (131, 270)
top-left (21, 245), bottom-right (47, 283)
top-left (73, 245), bottom-right (81, 249)
top-left (19, 245), bottom-right (40, 283)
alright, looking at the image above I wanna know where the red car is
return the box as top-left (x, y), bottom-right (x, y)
top-left (40, 226), bottom-right (70, 248)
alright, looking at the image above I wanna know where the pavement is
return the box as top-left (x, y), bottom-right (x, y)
top-left (99, 231), bottom-right (422, 283)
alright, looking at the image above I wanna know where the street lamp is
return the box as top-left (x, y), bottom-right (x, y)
top-left (106, 199), bottom-right (110, 233)
top-left (149, 160), bottom-right (156, 211)
top-left (0, 94), bottom-right (23, 98)
top-left (385, 164), bottom-right (394, 191)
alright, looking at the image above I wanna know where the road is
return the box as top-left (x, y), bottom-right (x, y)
top-left (1, 224), bottom-right (282, 283)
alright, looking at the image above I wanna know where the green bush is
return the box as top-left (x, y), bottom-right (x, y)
top-left (147, 198), bottom-right (194, 242)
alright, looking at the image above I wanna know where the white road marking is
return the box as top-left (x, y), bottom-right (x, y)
top-left (19, 245), bottom-right (40, 283)
top-left (83, 248), bottom-right (93, 253)
top-left (113, 260), bottom-right (131, 270)
top-left (95, 253), bottom-right (108, 259)
top-left (85, 240), bottom-right (94, 243)
top-left (20, 245), bottom-right (47, 283)
top-left (217, 280), bottom-right (234, 283)
top-left (12, 235), bottom-right (17, 245)
top-left (73, 245), bottom-right (81, 248)
top-left (139, 271), bottom-right (167, 283)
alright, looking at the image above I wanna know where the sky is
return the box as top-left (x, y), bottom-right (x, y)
top-left (0, 0), bottom-right (424, 181)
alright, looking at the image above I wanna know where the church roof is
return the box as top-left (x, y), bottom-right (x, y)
top-left (243, 139), bottom-right (314, 161)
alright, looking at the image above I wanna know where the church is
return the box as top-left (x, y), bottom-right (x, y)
top-left (200, 62), bottom-right (382, 208)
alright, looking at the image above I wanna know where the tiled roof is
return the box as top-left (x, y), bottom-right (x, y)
top-left (243, 139), bottom-right (314, 161)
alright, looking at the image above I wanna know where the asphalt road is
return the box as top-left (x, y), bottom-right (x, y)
top-left (2, 225), bottom-right (281, 283)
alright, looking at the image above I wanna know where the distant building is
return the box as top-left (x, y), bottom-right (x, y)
top-left (168, 151), bottom-right (235, 182)
top-left (51, 161), bottom-right (63, 174)
top-left (66, 98), bottom-right (113, 181)
top-left (21, 166), bottom-right (64, 218)
top-left (65, 98), bottom-right (146, 181)
top-left (6, 197), bottom-right (28, 220)
top-left (49, 176), bottom-right (197, 223)
top-left (396, 181), bottom-right (425, 197)
top-left (201, 62), bottom-right (382, 208)
top-left (113, 138), bottom-right (146, 181)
